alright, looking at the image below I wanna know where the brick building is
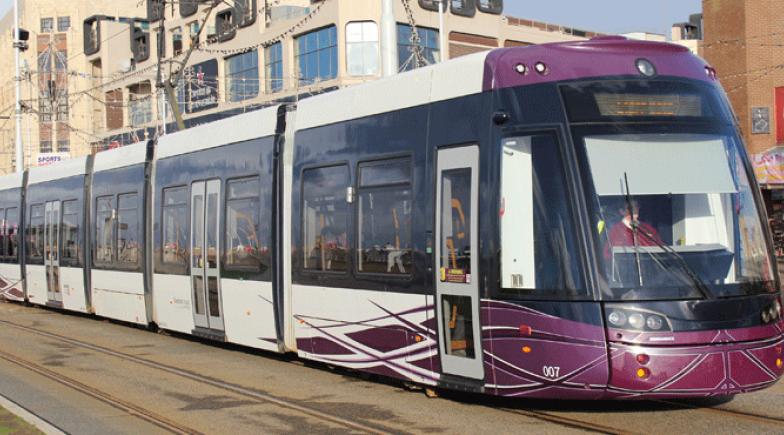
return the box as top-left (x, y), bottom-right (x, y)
top-left (701, 0), bottom-right (784, 253)
top-left (702, 0), bottom-right (784, 156)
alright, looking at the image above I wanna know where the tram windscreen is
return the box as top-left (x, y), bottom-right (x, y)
top-left (578, 130), bottom-right (775, 301)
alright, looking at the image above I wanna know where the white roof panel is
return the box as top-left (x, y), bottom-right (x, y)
top-left (296, 51), bottom-right (489, 131)
top-left (27, 156), bottom-right (90, 185)
top-left (0, 171), bottom-right (25, 190)
top-left (93, 141), bottom-right (149, 173)
top-left (156, 106), bottom-right (280, 160)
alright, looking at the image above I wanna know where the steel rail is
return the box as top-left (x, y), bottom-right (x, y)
top-left (0, 318), bottom-right (400, 435)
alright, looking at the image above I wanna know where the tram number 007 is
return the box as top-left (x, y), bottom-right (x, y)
top-left (543, 366), bottom-right (560, 378)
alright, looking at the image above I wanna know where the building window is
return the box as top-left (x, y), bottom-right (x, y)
top-left (265, 42), bottom-right (283, 93)
top-left (172, 27), bottom-right (183, 55)
top-left (41, 18), bottom-right (53, 33)
top-left (40, 141), bottom-right (52, 153)
top-left (129, 96), bottom-right (152, 126)
top-left (398, 24), bottom-right (440, 71)
top-left (57, 17), bottom-right (70, 32)
top-left (57, 141), bottom-right (69, 153)
top-left (346, 21), bottom-right (379, 77)
top-left (296, 26), bottom-right (337, 85)
top-left (225, 50), bottom-right (259, 102)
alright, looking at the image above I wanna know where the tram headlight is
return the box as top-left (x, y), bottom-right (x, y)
top-left (628, 313), bottom-right (646, 330)
top-left (635, 58), bottom-right (657, 77)
top-left (608, 311), bottom-right (627, 327)
top-left (646, 316), bottom-right (663, 330)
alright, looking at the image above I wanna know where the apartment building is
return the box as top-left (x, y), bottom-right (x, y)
top-left (0, 0), bottom-right (601, 173)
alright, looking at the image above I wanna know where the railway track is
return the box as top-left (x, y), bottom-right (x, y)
top-left (2, 311), bottom-right (784, 435)
top-left (0, 317), bottom-right (399, 435)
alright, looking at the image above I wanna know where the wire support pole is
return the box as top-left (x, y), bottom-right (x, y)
top-left (13, 0), bottom-right (23, 172)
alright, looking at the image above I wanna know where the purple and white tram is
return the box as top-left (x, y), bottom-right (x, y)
top-left (1, 36), bottom-right (782, 399)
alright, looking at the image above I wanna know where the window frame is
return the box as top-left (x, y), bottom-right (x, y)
top-left (161, 185), bottom-right (189, 265)
top-left (355, 157), bottom-right (414, 278)
top-left (264, 42), bottom-right (283, 94)
top-left (225, 49), bottom-right (259, 102)
top-left (224, 176), bottom-right (262, 272)
top-left (4, 207), bottom-right (19, 264)
top-left (295, 26), bottom-right (338, 85)
top-left (345, 21), bottom-right (379, 77)
top-left (301, 164), bottom-right (350, 274)
top-left (61, 200), bottom-right (79, 264)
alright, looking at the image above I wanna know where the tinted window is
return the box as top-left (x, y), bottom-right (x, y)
top-left (5, 208), bottom-right (18, 263)
top-left (358, 160), bottom-right (412, 275)
top-left (162, 187), bottom-right (188, 264)
top-left (118, 194), bottom-right (139, 263)
top-left (499, 133), bottom-right (586, 299)
top-left (302, 166), bottom-right (348, 272)
top-left (62, 200), bottom-right (78, 261)
top-left (95, 196), bottom-right (114, 262)
top-left (29, 204), bottom-right (44, 259)
top-left (226, 177), bottom-right (262, 269)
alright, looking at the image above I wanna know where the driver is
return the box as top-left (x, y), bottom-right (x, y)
top-left (604, 199), bottom-right (663, 258)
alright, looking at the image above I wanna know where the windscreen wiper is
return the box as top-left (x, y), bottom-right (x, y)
top-left (633, 227), bottom-right (714, 300)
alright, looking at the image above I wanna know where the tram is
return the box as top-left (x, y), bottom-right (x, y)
top-left (1, 36), bottom-right (782, 399)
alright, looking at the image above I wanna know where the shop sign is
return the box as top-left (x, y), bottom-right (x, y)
top-left (186, 59), bottom-right (218, 114)
top-left (36, 152), bottom-right (70, 167)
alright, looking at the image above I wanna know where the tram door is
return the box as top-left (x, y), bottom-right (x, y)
top-left (435, 146), bottom-right (484, 381)
top-left (190, 180), bottom-right (224, 331)
top-left (44, 201), bottom-right (62, 304)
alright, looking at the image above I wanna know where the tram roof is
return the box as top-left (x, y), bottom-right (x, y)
top-left (484, 37), bottom-right (714, 91)
top-left (93, 141), bottom-right (150, 173)
top-left (0, 171), bottom-right (24, 190)
top-left (27, 155), bottom-right (91, 185)
top-left (155, 105), bottom-right (281, 159)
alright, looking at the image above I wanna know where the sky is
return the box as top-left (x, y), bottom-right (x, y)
top-left (503, 1), bottom-right (704, 37)
top-left (0, 0), bottom-right (705, 39)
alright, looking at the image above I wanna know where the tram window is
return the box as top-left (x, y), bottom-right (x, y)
top-left (118, 194), bottom-right (139, 263)
top-left (225, 177), bottom-right (262, 270)
top-left (29, 204), bottom-right (44, 259)
top-left (358, 160), bottom-right (412, 275)
top-left (5, 208), bottom-right (18, 263)
top-left (499, 133), bottom-right (586, 298)
top-left (95, 196), bottom-right (114, 263)
top-left (162, 186), bottom-right (188, 264)
top-left (302, 166), bottom-right (348, 272)
top-left (441, 295), bottom-right (475, 359)
top-left (440, 169), bottom-right (472, 277)
top-left (61, 200), bottom-right (78, 262)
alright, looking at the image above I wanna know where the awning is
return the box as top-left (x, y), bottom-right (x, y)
top-left (753, 146), bottom-right (784, 185)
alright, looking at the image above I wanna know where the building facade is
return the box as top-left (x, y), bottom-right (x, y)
top-left (700, 0), bottom-right (784, 254)
top-left (0, 0), bottom-right (145, 172)
top-left (0, 0), bottom-right (602, 173)
top-left (702, 0), bottom-right (784, 157)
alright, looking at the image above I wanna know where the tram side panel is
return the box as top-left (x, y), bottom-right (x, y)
top-left (290, 103), bottom-right (441, 385)
top-left (25, 168), bottom-right (91, 313)
top-left (152, 138), bottom-right (278, 352)
top-left (478, 82), bottom-right (610, 398)
top-left (90, 163), bottom-right (150, 325)
top-left (0, 172), bottom-right (25, 301)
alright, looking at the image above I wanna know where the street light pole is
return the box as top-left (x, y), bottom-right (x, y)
top-left (438, 0), bottom-right (446, 62)
top-left (13, 0), bottom-right (23, 172)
